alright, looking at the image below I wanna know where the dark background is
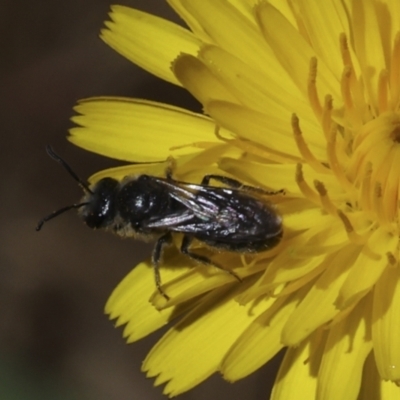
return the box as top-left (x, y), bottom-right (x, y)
top-left (1, 1), bottom-right (280, 398)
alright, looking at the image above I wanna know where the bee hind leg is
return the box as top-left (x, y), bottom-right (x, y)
top-left (152, 232), bottom-right (173, 300)
top-left (201, 174), bottom-right (284, 196)
top-left (180, 235), bottom-right (242, 282)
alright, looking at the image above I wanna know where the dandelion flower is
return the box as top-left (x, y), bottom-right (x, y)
top-left (70, 1), bottom-right (400, 399)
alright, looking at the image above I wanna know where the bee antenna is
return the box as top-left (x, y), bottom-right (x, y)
top-left (45, 145), bottom-right (93, 194)
top-left (36, 202), bottom-right (88, 231)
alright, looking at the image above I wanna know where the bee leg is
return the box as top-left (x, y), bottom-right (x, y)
top-left (152, 232), bottom-right (173, 300)
top-left (180, 235), bottom-right (242, 282)
top-left (165, 157), bottom-right (177, 180)
top-left (201, 175), bottom-right (284, 196)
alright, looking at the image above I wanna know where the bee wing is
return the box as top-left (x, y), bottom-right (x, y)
top-left (153, 178), bottom-right (229, 220)
top-left (145, 211), bottom-right (216, 233)
top-left (145, 210), bottom-right (195, 228)
top-left (141, 177), bottom-right (237, 233)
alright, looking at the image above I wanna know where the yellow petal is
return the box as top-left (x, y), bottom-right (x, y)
top-left (176, 0), bottom-right (305, 97)
top-left (358, 351), bottom-right (400, 400)
top-left (222, 285), bottom-right (309, 381)
top-left (142, 279), bottom-right (270, 396)
top-left (167, 0), bottom-right (211, 43)
top-left (295, 0), bottom-right (352, 77)
top-left (101, 5), bottom-right (201, 85)
top-left (260, 252), bottom-right (326, 291)
top-left (260, 215), bottom-right (348, 288)
top-left (268, 0), bottom-right (297, 26)
top-left (199, 45), bottom-right (314, 119)
top-left (206, 101), bottom-right (305, 158)
top-left (219, 157), bottom-right (342, 196)
top-left (338, 228), bottom-right (398, 309)
top-left (173, 54), bottom-right (238, 104)
top-left (271, 332), bottom-right (321, 400)
top-left (282, 206), bottom-right (326, 232)
top-left (178, 0), bottom-right (277, 70)
top-left (217, 0), bottom-right (258, 23)
top-left (219, 158), bottom-right (301, 193)
top-left (317, 295), bottom-right (373, 400)
top-left (372, 261), bottom-right (400, 381)
top-left (256, 2), bottom-right (341, 100)
top-left (387, 0), bottom-right (400, 38)
top-left (380, 380), bottom-right (400, 399)
top-left (282, 246), bottom-right (359, 346)
top-left (105, 259), bottom-right (189, 342)
top-left (69, 98), bottom-right (219, 162)
top-left (351, 0), bottom-right (386, 113)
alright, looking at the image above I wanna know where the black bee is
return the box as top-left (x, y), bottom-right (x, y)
top-left (37, 146), bottom-right (283, 299)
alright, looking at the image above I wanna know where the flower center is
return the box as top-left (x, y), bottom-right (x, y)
top-left (296, 50), bottom-right (400, 231)
top-left (348, 112), bottom-right (400, 225)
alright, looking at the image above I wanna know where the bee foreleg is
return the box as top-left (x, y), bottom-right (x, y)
top-left (152, 232), bottom-right (173, 300)
top-left (180, 235), bottom-right (242, 282)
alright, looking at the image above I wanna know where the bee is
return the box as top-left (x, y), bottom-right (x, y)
top-left (37, 146), bottom-right (283, 299)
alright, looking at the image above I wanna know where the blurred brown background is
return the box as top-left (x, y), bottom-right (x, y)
top-left (0, 1), bottom-right (280, 399)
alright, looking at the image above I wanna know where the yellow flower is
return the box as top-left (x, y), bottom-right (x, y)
top-left (70, 1), bottom-right (400, 399)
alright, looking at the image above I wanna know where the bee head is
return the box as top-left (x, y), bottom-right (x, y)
top-left (79, 177), bottom-right (119, 229)
top-left (36, 146), bottom-right (117, 231)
